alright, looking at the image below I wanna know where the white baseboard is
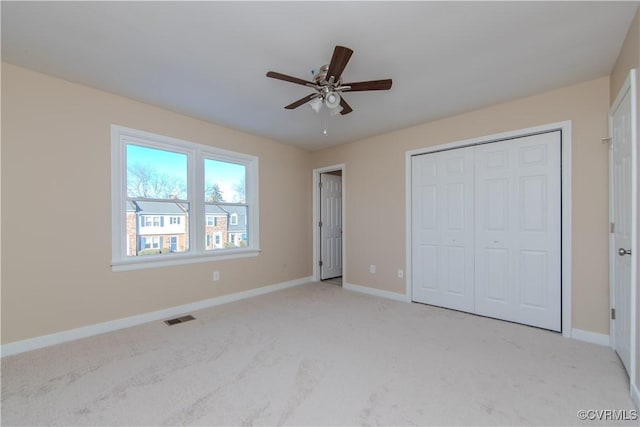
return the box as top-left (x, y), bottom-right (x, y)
top-left (1, 276), bottom-right (312, 358)
top-left (571, 328), bottom-right (610, 346)
top-left (343, 282), bottom-right (410, 303)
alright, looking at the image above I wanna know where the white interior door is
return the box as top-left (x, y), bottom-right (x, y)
top-left (411, 148), bottom-right (475, 312)
top-left (474, 132), bottom-right (561, 331)
top-left (320, 173), bottom-right (342, 280)
top-left (610, 73), bottom-right (635, 376)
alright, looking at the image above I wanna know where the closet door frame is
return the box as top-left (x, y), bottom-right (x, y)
top-left (405, 121), bottom-right (572, 337)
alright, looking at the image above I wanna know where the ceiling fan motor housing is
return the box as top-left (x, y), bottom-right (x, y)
top-left (313, 64), bottom-right (343, 87)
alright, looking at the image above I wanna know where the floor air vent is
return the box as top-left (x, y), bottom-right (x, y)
top-left (164, 315), bottom-right (195, 326)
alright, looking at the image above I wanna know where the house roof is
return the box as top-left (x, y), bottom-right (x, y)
top-left (205, 205), bottom-right (228, 215)
top-left (129, 201), bottom-right (187, 215)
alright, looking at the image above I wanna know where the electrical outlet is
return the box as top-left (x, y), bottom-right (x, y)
top-left (213, 271), bottom-right (220, 281)
top-left (370, 264), bottom-right (376, 274)
top-left (397, 269), bottom-right (404, 278)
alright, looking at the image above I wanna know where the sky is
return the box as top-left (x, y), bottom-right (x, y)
top-left (205, 158), bottom-right (245, 203)
top-left (127, 144), bottom-right (245, 202)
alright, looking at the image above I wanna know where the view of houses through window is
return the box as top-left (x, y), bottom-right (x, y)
top-left (126, 144), bottom-right (248, 256)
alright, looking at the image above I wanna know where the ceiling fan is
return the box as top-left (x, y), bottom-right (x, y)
top-left (266, 45), bottom-right (392, 115)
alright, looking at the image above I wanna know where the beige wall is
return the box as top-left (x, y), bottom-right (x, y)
top-left (1, 63), bottom-right (313, 344)
top-left (312, 77), bottom-right (611, 335)
top-left (611, 9), bottom-right (639, 105)
top-left (610, 4), bottom-right (640, 394)
top-left (0, 63), bottom-right (620, 346)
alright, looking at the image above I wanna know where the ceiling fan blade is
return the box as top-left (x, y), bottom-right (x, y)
top-left (339, 97), bottom-right (353, 115)
top-left (326, 45), bottom-right (354, 82)
top-left (266, 71), bottom-right (313, 87)
top-left (343, 79), bottom-right (392, 92)
top-left (284, 93), bottom-right (320, 109)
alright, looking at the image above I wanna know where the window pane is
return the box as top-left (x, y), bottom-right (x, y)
top-left (126, 201), bottom-right (189, 256)
top-left (127, 144), bottom-right (187, 199)
top-left (204, 204), bottom-right (248, 250)
top-left (204, 159), bottom-right (246, 203)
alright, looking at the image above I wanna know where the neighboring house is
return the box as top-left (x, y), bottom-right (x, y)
top-left (126, 201), bottom-right (189, 256)
top-left (205, 205), bottom-right (228, 250)
top-left (125, 202), bottom-right (247, 255)
top-left (205, 204), bottom-right (248, 250)
top-left (224, 205), bottom-right (248, 247)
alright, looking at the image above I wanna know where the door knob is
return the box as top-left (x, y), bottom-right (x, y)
top-left (618, 248), bottom-right (632, 256)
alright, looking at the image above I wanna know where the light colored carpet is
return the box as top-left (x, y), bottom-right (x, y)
top-left (322, 276), bottom-right (343, 286)
top-left (1, 282), bottom-right (636, 426)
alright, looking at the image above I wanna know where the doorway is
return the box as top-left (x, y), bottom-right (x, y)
top-left (313, 164), bottom-right (345, 283)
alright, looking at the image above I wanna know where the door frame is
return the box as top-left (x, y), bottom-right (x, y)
top-left (313, 164), bottom-right (346, 282)
top-left (608, 68), bottom-right (637, 389)
top-left (405, 120), bottom-right (573, 337)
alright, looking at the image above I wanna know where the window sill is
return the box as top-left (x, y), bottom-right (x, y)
top-left (111, 248), bottom-right (261, 272)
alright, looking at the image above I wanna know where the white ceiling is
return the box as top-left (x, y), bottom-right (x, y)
top-left (2, 1), bottom-right (638, 150)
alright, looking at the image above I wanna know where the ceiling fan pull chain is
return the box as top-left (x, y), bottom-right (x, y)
top-left (322, 108), bottom-right (329, 135)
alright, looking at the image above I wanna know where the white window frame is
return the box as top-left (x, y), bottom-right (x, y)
top-left (141, 236), bottom-right (161, 250)
top-left (150, 236), bottom-right (161, 249)
top-left (111, 125), bottom-right (260, 271)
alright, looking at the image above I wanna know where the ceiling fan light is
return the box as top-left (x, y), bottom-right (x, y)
top-left (309, 97), bottom-right (323, 113)
top-left (330, 106), bottom-right (343, 116)
top-left (324, 92), bottom-right (341, 109)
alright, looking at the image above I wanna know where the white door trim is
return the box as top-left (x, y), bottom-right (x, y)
top-left (609, 68), bottom-right (638, 391)
top-left (313, 164), bottom-right (346, 282)
top-left (406, 121), bottom-right (572, 337)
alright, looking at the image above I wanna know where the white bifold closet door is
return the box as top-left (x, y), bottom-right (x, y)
top-left (412, 131), bottom-right (561, 331)
top-left (411, 147), bottom-right (475, 312)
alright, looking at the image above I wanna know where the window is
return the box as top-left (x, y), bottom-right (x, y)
top-left (144, 216), bottom-right (162, 227)
top-left (111, 125), bottom-right (259, 271)
top-left (140, 216), bottom-right (162, 227)
top-left (141, 236), bottom-right (161, 250)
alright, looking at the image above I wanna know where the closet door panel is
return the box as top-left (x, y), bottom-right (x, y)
top-left (475, 142), bottom-right (516, 322)
top-left (475, 132), bottom-right (561, 331)
top-left (412, 149), bottom-right (475, 312)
